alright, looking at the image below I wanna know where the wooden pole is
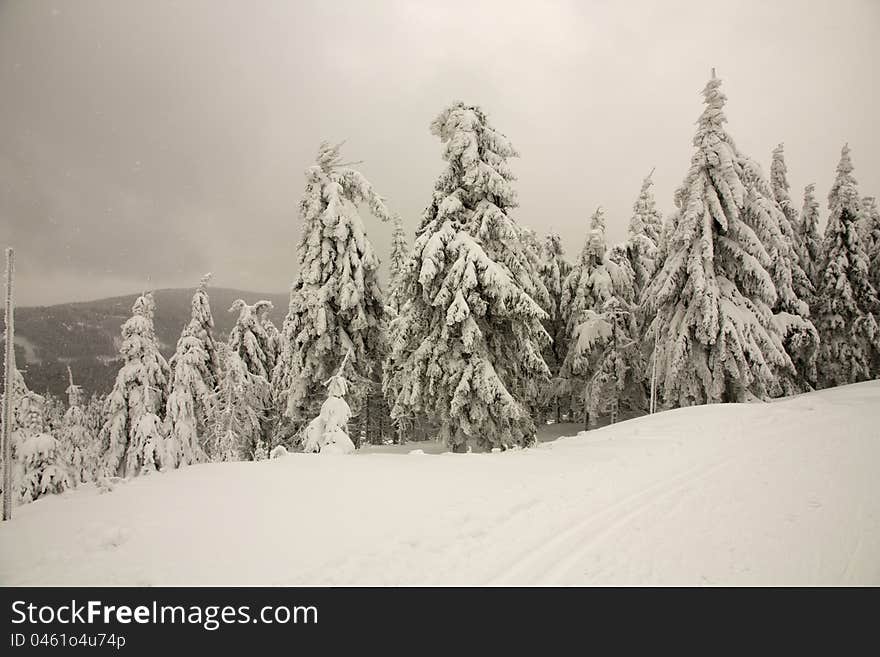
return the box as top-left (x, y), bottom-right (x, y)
top-left (3, 248), bottom-right (15, 521)
top-left (649, 330), bottom-right (659, 415)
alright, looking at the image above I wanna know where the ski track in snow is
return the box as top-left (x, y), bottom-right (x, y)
top-left (1, 382), bottom-right (879, 586)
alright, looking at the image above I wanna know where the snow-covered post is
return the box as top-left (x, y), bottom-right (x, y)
top-left (2, 248), bottom-right (14, 521)
top-left (649, 330), bottom-right (659, 415)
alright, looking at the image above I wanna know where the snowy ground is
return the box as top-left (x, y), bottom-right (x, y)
top-left (2, 382), bottom-right (879, 586)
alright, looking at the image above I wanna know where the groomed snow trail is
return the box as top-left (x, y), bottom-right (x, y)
top-left (1, 382), bottom-right (878, 585)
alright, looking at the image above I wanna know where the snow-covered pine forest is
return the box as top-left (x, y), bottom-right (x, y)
top-left (1, 72), bottom-right (879, 509)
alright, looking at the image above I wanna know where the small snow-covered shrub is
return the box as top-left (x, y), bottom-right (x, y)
top-left (18, 433), bottom-right (71, 503)
top-left (302, 351), bottom-right (356, 454)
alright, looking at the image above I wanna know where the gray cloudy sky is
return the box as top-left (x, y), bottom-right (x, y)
top-left (1, 0), bottom-right (878, 306)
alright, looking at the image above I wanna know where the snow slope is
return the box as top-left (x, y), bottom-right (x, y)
top-left (1, 382), bottom-right (879, 585)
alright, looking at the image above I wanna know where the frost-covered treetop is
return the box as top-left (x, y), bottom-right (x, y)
top-left (802, 184), bottom-right (819, 228)
top-left (428, 102), bottom-right (519, 232)
top-left (171, 273), bottom-right (218, 374)
top-left (388, 216), bottom-right (409, 288)
top-left (544, 232), bottom-right (565, 258)
top-left (672, 72), bottom-right (736, 214)
top-left (828, 144), bottom-right (860, 214)
top-left (296, 141), bottom-right (393, 287)
top-left (120, 292), bottom-right (160, 362)
top-left (228, 299), bottom-right (274, 379)
top-left (411, 101), bottom-right (546, 315)
top-left (587, 207), bottom-right (607, 263)
top-left (693, 72), bottom-right (732, 150)
top-left (190, 273), bottom-right (214, 331)
top-left (628, 169), bottom-right (662, 243)
top-left (770, 143), bottom-right (793, 210)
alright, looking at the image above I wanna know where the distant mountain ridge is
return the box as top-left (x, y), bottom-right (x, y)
top-left (1, 287), bottom-right (290, 398)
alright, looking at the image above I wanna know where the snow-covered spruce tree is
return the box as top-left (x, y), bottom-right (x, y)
top-left (43, 393), bottom-right (66, 437)
top-left (769, 144), bottom-right (815, 301)
top-left (859, 196), bottom-right (880, 252)
top-left (384, 102), bottom-right (550, 451)
top-left (745, 154), bottom-right (818, 392)
top-left (558, 209), bottom-right (606, 422)
top-left (376, 217), bottom-right (410, 444)
top-left (273, 142), bottom-right (393, 443)
top-left (60, 368), bottom-right (97, 484)
top-left (538, 232), bottom-right (573, 422)
top-left (303, 350), bottom-right (356, 454)
top-left (13, 390), bottom-right (71, 503)
top-left (223, 299), bottom-right (275, 458)
top-left (560, 209), bottom-right (641, 425)
top-left (643, 72), bottom-right (797, 406)
top-left (100, 292), bottom-right (170, 478)
top-left (519, 227), bottom-right (552, 315)
top-left (85, 393), bottom-right (105, 443)
top-left (209, 344), bottom-right (261, 461)
top-left (824, 144), bottom-right (857, 243)
top-left (796, 184), bottom-right (823, 291)
top-left (2, 366), bottom-right (31, 450)
top-left (0, 371), bottom-right (61, 503)
top-left (257, 302), bottom-right (281, 378)
top-left (626, 169), bottom-right (664, 296)
top-left (164, 275), bottom-right (220, 468)
top-left (387, 216), bottom-right (410, 315)
top-left (812, 145), bottom-right (880, 386)
top-left (860, 196), bottom-right (880, 293)
top-left (770, 144), bottom-right (800, 248)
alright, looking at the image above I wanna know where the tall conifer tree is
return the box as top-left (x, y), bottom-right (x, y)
top-left (384, 102), bottom-right (549, 451)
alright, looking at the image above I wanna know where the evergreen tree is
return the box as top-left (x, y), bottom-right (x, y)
top-left (209, 344), bottom-right (261, 462)
top-left (768, 144), bottom-right (814, 300)
top-left (273, 142), bottom-right (393, 438)
top-left (750, 152), bottom-right (818, 391)
top-left (812, 145), bottom-right (880, 386)
top-left (560, 210), bottom-right (641, 425)
top-left (43, 394), bottom-right (66, 437)
top-left (85, 393), bottom-right (106, 443)
top-left (626, 169), bottom-right (664, 296)
top-left (643, 72), bottom-right (795, 407)
top-left (2, 367), bottom-right (31, 451)
top-left (860, 196), bottom-right (880, 293)
top-left (165, 275), bottom-right (219, 467)
top-left (303, 350), bottom-right (356, 454)
top-left (100, 292), bottom-right (170, 478)
top-left (61, 367), bottom-right (97, 484)
top-left (16, 392), bottom-right (71, 503)
top-left (519, 227), bottom-right (552, 314)
top-left (796, 184), bottom-right (823, 291)
top-left (384, 102), bottom-right (549, 451)
top-left (770, 144), bottom-right (800, 249)
top-left (224, 299), bottom-right (274, 458)
top-left (387, 216), bottom-right (410, 315)
top-left (559, 209), bottom-right (606, 422)
top-left (824, 144), bottom-right (857, 243)
top-left (538, 232), bottom-right (573, 422)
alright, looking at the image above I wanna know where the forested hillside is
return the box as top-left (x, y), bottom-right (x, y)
top-left (1, 288), bottom-right (287, 396)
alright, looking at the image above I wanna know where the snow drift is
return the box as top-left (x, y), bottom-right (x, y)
top-left (1, 382), bottom-right (878, 586)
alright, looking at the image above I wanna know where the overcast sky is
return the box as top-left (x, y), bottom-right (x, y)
top-left (1, 0), bottom-right (878, 306)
